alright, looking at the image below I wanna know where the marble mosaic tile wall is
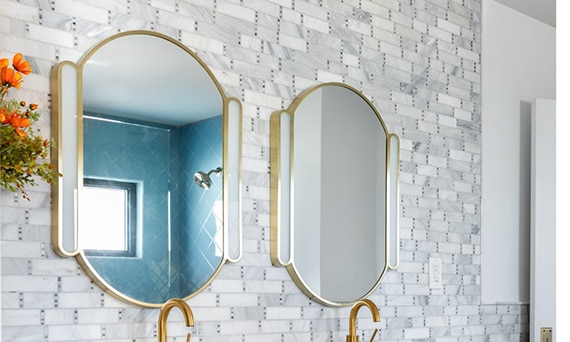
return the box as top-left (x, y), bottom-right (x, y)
top-left (0, 0), bottom-right (529, 341)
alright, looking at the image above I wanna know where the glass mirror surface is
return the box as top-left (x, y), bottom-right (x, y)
top-left (51, 31), bottom-right (241, 307)
top-left (270, 83), bottom-right (393, 306)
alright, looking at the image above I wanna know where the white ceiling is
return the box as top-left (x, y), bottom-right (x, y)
top-left (495, 0), bottom-right (556, 27)
top-left (83, 34), bottom-right (223, 127)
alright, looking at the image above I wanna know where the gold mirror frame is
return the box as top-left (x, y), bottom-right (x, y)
top-left (270, 82), bottom-right (400, 307)
top-left (50, 30), bottom-right (242, 307)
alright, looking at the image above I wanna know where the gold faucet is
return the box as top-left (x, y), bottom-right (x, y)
top-left (346, 299), bottom-right (381, 342)
top-left (158, 298), bottom-right (195, 342)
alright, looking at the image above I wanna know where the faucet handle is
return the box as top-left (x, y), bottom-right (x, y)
top-left (369, 328), bottom-right (378, 342)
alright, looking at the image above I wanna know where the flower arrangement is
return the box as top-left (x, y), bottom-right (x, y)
top-left (1, 53), bottom-right (59, 200)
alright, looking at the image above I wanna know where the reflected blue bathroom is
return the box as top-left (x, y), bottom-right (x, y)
top-left (82, 113), bottom-right (223, 304)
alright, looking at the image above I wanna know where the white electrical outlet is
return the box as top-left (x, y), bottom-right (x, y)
top-left (429, 257), bottom-right (443, 289)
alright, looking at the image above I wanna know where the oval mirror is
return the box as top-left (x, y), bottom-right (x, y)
top-left (50, 31), bottom-right (242, 307)
top-left (270, 83), bottom-right (399, 306)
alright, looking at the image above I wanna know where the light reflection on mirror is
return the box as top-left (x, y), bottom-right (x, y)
top-left (270, 83), bottom-right (399, 307)
top-left (81, 185), bottom-right (131, 252)
top-left (50, 31), bottom-right (243, 307)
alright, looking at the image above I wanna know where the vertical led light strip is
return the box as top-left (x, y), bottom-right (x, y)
top-left (387, 133), bottom-right (400, 269)
top-left (278, 112), bottom-right (292, 265)
top-left (59, 62), bottom-right (79, 255)
top-left (226, 98), bottom-right (242, 262)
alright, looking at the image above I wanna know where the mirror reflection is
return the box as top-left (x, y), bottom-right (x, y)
top-left (51, 31), bottom-right (242, 307)
top-left (270, 83), bottom-right (399, 306)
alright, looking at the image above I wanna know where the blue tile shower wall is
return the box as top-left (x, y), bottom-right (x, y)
top-left (169, 127), bottom-right (182, 299)
top-left (179, 116), bottom-right (224, 294)
top-left (83, 115), bottom-right (175, 303)
top-left (83, 115), bottom-right (222, 303)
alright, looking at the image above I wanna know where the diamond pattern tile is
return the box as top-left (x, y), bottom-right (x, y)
top-left (82, 115), bottom-right (223, 303)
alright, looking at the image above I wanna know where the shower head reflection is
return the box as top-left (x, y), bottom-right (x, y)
top-left (194, 167), bottom-right (222, 190)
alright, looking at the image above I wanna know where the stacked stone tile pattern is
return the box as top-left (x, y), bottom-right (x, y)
top-left (0, 0), bottom-right (528, 341)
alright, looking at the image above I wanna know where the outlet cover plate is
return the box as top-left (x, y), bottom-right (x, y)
top-left (429, 257), bottom-right (443, 289)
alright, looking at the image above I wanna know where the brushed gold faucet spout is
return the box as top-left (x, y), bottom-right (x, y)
top-left (346, 299), bottom-right (380, 342)
top-left (158, 298), bottom-right (195, 342)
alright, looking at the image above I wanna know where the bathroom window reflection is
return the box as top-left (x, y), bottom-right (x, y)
top-left (81, 178), bottom-right (138, 257)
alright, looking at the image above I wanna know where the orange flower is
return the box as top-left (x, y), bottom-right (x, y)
top-left (12, 53), bottom-right (32, 75)
top-left (9, 115), bottom-right (30, 137)
top-left (1, 67), bottom-right (23, 89)
top-left (14, 127), bottom-right (26, 137)
top-left (15, 116), bottom-right (30, 128)
top-left (0, 108), bottom-right (16, 124)
top-left (1, 52), bottom-right (59, 199)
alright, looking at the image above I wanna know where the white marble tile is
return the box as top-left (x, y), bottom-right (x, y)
top-left (0, 0), bottom-right (529, 340)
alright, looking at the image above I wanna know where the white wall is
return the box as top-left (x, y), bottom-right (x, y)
top-left (530, 99), bottom-right (556, 342)
top-left (320, 87), bottom-right (386, 301)
top-left (481, 0), bottom-right (555, 303)
top-left (557, 4), bottom-right (569, 340)
top-left (294, 90), bottom-right (322, 292)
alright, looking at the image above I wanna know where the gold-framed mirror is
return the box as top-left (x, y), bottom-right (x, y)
top-left (270, 82), bottom-right (399, 307)
top-left (50, 30), bottom-right (242, 307)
